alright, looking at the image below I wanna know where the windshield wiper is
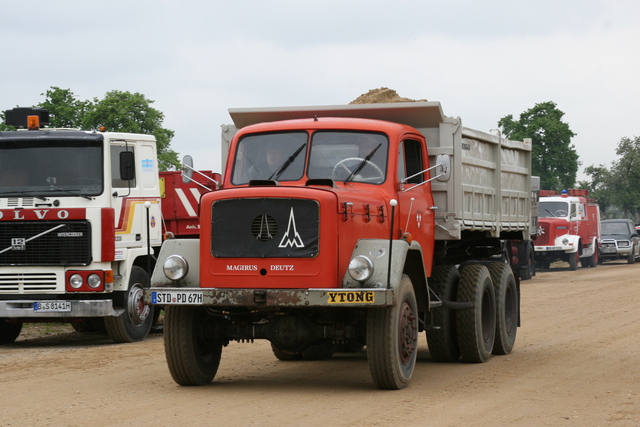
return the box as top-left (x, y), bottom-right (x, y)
top-left (46, 187), bottom-right (93, 200)
top-left (0, 190), bottom-right (47, 201)
top-left (269, 144), bottom-right (306, 181)
top-left (344, 143), bottom-right (382, 184)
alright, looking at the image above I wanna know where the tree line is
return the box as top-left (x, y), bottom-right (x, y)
top-left (0, 87), bottom-right (179, 171)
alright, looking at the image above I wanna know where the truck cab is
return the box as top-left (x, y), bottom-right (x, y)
top-left (535, 189), bottom-right (600, 270)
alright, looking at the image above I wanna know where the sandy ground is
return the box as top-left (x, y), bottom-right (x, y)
top-left (1, 261), bottom-right (638, 427)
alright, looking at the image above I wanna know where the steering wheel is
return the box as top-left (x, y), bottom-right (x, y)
top-left (331, 157), bottom-right (384, 183)
top-left (554, 210), bottom-right (568, 217)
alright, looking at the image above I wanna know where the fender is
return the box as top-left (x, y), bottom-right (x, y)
top-left (556, 234), bottom-right (581, 253)
top-left (342, 238), bottom-right (411, 290)
top-left (150, 238), bottom-right (201, 288)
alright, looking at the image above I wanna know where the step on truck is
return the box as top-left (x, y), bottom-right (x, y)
top-left (534, 189), bottom-right (600, 270)
top-left (0, 107), bottom-right (217, 344)
top-left (144, 101), bottom-right (535, 389)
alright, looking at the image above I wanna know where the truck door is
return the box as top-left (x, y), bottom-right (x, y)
top-left (396, 138), bottom-right (435, 274)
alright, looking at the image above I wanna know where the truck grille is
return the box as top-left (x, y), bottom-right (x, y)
top-left (0, 272), bottom-right (57, 291)
top-left (537, 222), bottom-right (551, 246)
top-left (211, 198), bottom-right (319, 258)
top-left (0, 221), bottom-right (91, 266)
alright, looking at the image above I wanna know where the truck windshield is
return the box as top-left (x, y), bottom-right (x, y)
top-left (308, 131), bottom-right (387, 184)
top-left (232, 132), bottom-right (308, 184)
top-left (0, 138), bottom-right (103, 198)
top-left (539, 201), bottom-right (569, 218)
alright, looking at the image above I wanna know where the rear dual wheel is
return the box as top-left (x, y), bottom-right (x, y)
top-left (426, 265), bottom-right (460, 362)
top-left (487, 263), bottom-right (518, 355)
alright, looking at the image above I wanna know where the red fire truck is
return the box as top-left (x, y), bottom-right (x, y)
top-left (534, 189), bottom-right (600, 270)
top-left (0, 107), bottom-right (217, 344)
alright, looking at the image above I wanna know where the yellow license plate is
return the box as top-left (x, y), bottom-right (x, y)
top-left (327, 291), bottom-right (375, 304)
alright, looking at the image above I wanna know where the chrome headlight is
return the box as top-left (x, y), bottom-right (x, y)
top-left (87, 273), bottom-right (101, 289)
top-left (69, 274), bottom-right (83, 289)
top-left (348, 255), bottom-right (374, 282)
top-left (562, 238), bottom-right (570, 246)
top-left (163, 255), bottom-right (189, 281)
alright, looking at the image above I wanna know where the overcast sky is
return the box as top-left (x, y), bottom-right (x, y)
top-left (2, 0), bottom-right (639, 182)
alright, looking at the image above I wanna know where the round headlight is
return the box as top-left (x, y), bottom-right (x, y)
top-left (562, 238), bottom-right (569, 246)
top-left (69, 274), bottom-right (83, 289)
top-left (348, 255), bottom-right (374, 282)
top-left (88, 273), bottom-right (101, 289)
top-left (163, 255), bottom-right (189, 281)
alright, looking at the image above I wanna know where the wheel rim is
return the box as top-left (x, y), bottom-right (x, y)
top-left (127, 284), bottom-right (150, 326)
top-left (397, 301), bottom-right (418, 365)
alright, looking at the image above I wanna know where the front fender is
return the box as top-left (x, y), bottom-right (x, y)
top-left (150, 239), bottom-right (200, 287)
top-left (555, 234), bottom-right (581, 253)
top-left (342, 239), bottom-right (412, 290)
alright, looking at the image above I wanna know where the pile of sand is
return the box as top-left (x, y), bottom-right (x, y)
top-left (350, 87), bottom-right (426, 104)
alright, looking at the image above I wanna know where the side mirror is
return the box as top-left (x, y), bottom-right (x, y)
top-left (435, 154), bottom-right (451, 182)
top-left (119, 151), bottom-right (135, 181)
top-left (182, 155), bottom-right (194, 184)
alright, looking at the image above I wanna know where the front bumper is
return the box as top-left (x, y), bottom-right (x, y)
top-left (144, 287), bottom-right (395, 308)
top-left (534, 245), bottom-right (575, 253)
top-left (0, 299), bottom-right (122, 318)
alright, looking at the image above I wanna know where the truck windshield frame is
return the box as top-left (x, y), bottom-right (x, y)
top-left (0, 136), bottom-right (104, 198)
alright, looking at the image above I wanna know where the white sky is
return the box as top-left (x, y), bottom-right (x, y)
top-left (1, 0), bottom-right (639, 181)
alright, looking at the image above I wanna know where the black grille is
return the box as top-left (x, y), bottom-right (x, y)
top-left (0, 221), bottom-right (91, 266)
top-left (212, 198), bottom-right (319, 258)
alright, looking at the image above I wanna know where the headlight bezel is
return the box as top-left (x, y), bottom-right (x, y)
top-left (163, 255), bottom-right (189, 281)
top-left (348, 255), bottom-right (374, 283)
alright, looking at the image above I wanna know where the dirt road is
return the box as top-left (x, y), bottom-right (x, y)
top-left (1, 262), bottom-right (638, 427)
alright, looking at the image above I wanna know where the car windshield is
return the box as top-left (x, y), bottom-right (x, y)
top-left (0, 137), bottom-right (103, 198)
top-left (601, 222), bottom-right (630, 235)
top-left (231, 130), bottom-right (389, 185)
top-left (538, 201), bottom-right (569, 218)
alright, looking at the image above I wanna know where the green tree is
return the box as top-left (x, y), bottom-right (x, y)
top-left (499, 101), bottom-right (578, 191)
top-left (82, 90), bottom-right (179, 170)
top-left (38, 87), bottom-right (89, 128)
top-left (35, 87), bottom-right (179, 171)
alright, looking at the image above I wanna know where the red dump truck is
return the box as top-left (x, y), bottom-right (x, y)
top-left (144, 102), bottom-right (535, 389)
top-left (0, 107), bottom-right (217, 344)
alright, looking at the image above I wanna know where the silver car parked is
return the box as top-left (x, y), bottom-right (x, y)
top-left (599, 219), bottom-right (640, 264)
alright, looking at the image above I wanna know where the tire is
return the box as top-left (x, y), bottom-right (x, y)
top-left (580, 257), bottom-right (589, 268)
top-left (628, 245), bottom-right (636, 264)
top-left (589, 247), bottom-right (598, 268)
top-left (426, 265), bottom-right (460, 362)
top-left (0, 321), bottom-right (22, 344)
top-left (301, 340), bottom-right (336, 360)
top-left (519, 242), bottom-right (535, 280)
top-left (568, 252), bottom-right (578, 271)
top-left (271, 343), bottom-right (302, 361)
top-left (456, 264), bottom-right (496, 363)
top-left (104, 266), bottom-right (154, 343)
top-left (366, 275), bottom-right (418, 390)
top-left (164, 306), bottom-right (223, 386)
top-left (487, 263), bottom-right (518, 355)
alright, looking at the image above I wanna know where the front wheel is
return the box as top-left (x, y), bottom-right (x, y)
top-left (628, 245), bottom-right (636, 264)
top-left (457, 264), bottom-right (496, 363)
top-left (104, 266), bottom-right (154, 343)
top-left (164, 306), bottom-right (223, 386)
top-left (568, 252), bottom-right (578, 271)
top-left (0, 320), bottom-right (22, 344)
top-left (367, 275), bottom-right (418, 390)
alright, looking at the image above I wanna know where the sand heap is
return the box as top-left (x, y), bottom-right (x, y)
top-left (350, 87), bottom-right (426, 104)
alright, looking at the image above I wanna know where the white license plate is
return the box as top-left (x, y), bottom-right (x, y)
top-left (34, 301), bottom-right (72, 312)
top-left (151, 290), bottom-right (204, 305)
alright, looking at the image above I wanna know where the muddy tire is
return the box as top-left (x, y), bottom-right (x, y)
top-left (487, 263), bottom-right (518, 355)
top-left (164, 306), bottom-right (222, 386)
top-left (367, 275), bottom-right (418, 390)
top-left (0, 321), bottom-right (22, 344)
top-left (104, 266), bottom-right (154, 343)
top-left (426, 265), bottom-right (460, 362)
top-left (457, 264), bottom-right (496, 363)
top-left (569, 252), bottom-right (578, 271)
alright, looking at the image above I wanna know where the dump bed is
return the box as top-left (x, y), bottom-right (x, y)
top-left (221, 101), bottom-right (533, 241)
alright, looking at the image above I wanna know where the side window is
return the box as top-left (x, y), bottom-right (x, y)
top-left (400, 139), bottom-right (424, 184)
top-left (111, 145), bottom-right (136, 188)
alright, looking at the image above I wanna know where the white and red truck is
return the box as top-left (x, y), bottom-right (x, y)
top-left (144, 101), bottom-right (535, 389)
top-left (0, 107), bottom-right (217, 344)
top-left (534, 189), bottom-right (600, 270)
